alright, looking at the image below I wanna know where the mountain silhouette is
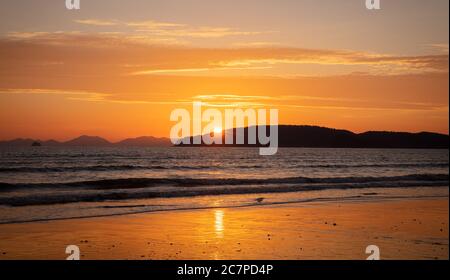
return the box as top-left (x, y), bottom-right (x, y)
top-left (63, 135), bottom-right (112, 147)
top-left (176, 125), bottom-right (449, 149)
top-left (0, 135), bottom-right (171, 147)
top-left (0, 125), bottom-right (448, 149)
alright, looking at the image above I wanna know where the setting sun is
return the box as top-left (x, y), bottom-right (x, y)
top-left (213, 127), bottom-right (222, 134)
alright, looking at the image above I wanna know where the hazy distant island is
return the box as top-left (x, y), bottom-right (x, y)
top-left (0, 125), bottom-right (448, 149)
top-left (0, 135), bottom-right (173, 148)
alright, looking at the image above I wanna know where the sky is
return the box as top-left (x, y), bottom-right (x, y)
top-left (0, 0), bottom-right (448, 141)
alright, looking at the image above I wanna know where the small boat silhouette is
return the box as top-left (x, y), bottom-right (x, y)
top-left (255, 197), bottom-right (265, 203)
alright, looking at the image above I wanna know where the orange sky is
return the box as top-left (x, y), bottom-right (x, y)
top-left (0, 0), bottom-right (448, 141)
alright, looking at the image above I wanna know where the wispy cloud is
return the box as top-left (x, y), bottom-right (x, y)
top-left (131, 66), bottom-right (272, 75)
top-left (1, 32), bottom-right (448, 78)
top-left (132, 49), bottom-right (449, 76)
top-left (73, 18), bottom-right (267, 39)
top-left (74, 19), bottom-right (119, 26)
top-left (0, 88), bottom-right (110, 102)
top-left (193, 94), bottom-right (276, 101)
top-left (135, 27), bottom-right (266, 38)
top-left (188, 93), bottom-right (448, 112)
top-left (5, 31), bottom-right (187, 46)
top-left (0, 88), bottom-right (191, 105)
top-left (125, 20), bottom-right (186, 29)
top-left (427, 43), bottom-right (449, 54)
top-left (232, 41), bottom-right (281, 48)
top-left (210, 51), bottom-right (449, 75)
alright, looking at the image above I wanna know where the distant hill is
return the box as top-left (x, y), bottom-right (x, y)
top-left (63, 135), bottom-right (112, 147)
top-left (0, 135), bottom-right (171, 147)
top-left (176, 125), bottom-right (449, 149)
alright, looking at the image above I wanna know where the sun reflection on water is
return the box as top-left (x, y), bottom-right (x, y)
top-left (214, 210), bottom-right (224, 238)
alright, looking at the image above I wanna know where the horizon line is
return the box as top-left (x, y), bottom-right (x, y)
top-left (1, 124), bottom-right (449, 143)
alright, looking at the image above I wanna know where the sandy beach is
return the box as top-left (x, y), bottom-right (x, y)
top-left (0, 197), bottom-right (447, 260)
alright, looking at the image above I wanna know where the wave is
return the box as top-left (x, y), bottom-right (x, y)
top-left (0, 173), bottom-right (447, 206)
top-left (291, 162), bottom-right (449, 169)
top-left (0, 165), bottom-right (168, 173)
top-left (0, 162), bottom-right (447, 173)
top-left (0, 173), bottom-right (448, 189)
top-left (0, 164), bottom-right (265, 173)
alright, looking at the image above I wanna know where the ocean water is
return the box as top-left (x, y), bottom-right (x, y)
top-left (0, 147), bottom-right (448, 224)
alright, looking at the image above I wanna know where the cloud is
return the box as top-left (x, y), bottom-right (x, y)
top-left (0, 88), bottom-right (191, 105)
top-left (125, 19), bottom-right (269, 38)
top-left (5, 31), bottom-right (187, 46)
top-left (188, 93), bottom-right (448, 112)
top-left (0, 88), bottom-right (110, 102)
top-left (131, 66), bottom-right (272, 75)
top-left (214, 52), bottom-right (449, 74)
top-left (232, 42), bottom-right (281, 48)
top-left (427, 43), bottom-right (449, 54)
top-left (135, 27), bottom-right (266, 38)
top-left (193, 94), bottom-right (276, 101)
top-left (73, 18), bottom-right (267, 39)
top-left (6, 31), bottom-right (54, 39)
top-left (132, 50), bottom-right (449, 76)
top-left (1, 32), bottom-right (448, 79)
top-left (74, 19), bottom-right (119, 26)
top-left (188, 94), bottom-right (273, 108)
top-left (125, 20), bottom-right (186, 29)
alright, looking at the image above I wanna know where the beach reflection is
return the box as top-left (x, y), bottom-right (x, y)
top-left (214, 210), bottom-right (224, 238)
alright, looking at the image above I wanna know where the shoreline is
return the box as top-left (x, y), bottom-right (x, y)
top-left (0, 192), bottom-right (448, 225)
top-left (0, 196), bottom-right (448, 260)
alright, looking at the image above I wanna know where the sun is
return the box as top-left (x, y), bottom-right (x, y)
top-left (213, 127), bottom-right (222, 134)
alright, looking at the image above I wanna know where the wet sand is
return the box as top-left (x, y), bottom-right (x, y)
top-left (0, 197), bottom-right (448, 260)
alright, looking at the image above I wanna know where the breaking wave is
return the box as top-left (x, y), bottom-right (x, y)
top-left (0, 173), bottom-right (447, 206)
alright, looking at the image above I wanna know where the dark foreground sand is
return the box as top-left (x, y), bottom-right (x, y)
top-left (0, 197), bottom-right (448, 260)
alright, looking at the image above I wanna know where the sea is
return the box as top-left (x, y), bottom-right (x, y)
top-left (0, 147), bottom-right (448, 224)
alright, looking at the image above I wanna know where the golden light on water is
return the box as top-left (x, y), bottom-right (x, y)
top-left (214, 210), bottom-right (224, 238)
